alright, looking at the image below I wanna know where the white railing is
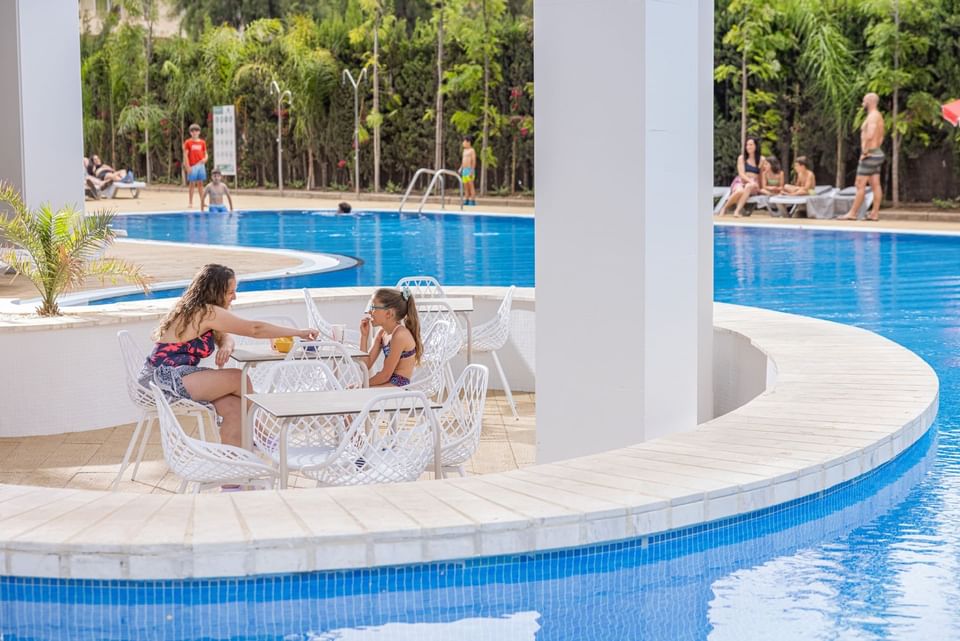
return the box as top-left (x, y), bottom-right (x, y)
top-left (398, 168), bottom-right (464, 213)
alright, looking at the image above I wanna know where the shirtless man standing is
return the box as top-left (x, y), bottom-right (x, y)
top-left (839, 93), bottom-right (885, 221)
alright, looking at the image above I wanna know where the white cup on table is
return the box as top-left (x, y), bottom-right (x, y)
top-left (331, 324), bottom-right (346, 343)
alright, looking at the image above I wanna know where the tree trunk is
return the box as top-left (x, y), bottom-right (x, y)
top-left (480, 0), bottom-right (490, 197)
top-left (835, 126), bottom-right (843, 188)
top-left (892, 0), bottom-right (900, 206)
top-left (511, 130), bottom-right (518, 194)
top-left (740, 47), bottom-right (747, 150)
top-left (145, 22), bottom-right (153, 184)
top-left (434, 1), bottom-right (444, 171)
top-left (372, 10), bottom-right (381, 193)
top-left (308, 147), bottom-right (315, 190)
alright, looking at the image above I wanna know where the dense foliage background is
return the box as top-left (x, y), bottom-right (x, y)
top-left (81, 0), bottom-right (960, 203)
top-left (80, 0), bottom-right (534, 195)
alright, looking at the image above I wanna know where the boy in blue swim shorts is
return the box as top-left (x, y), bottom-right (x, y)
top-left (460, 135), bottom-right (477, 205)
top-left (201, 169), bottom-right (234, 213)
top-left (183, 123), bottom-right (208, 208)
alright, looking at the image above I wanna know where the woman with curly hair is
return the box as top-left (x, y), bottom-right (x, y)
top-left (139, 264), bottom-right (318, 448)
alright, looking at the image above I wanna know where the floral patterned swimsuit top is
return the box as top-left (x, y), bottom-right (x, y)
top-left (147, 331), bottom-right (216, 367)
top-left (381, 333), bottom-right (416, 387)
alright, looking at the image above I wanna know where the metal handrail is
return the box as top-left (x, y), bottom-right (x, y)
top-left (398, 168), bottom-right (464, 213)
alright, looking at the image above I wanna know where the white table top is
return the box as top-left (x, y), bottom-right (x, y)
top-left (231, 343), bottom-right (367, 363)
top-left (417, 297), bottom-right (474, 312)
top-left (247, 388), bottom-right (441, 418)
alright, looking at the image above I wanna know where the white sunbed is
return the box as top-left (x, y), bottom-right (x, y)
top-left (767, 185), bottom-right (835, 218)
top-left (102, 181), bottom-right (146, 199)
top-left (713, 185), bottom-right (769, 216)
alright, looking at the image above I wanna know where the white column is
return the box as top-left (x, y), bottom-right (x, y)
top-left (535, 0), bottom-right (713, 463)
top-left (0, 0), bottom-right (84, 212)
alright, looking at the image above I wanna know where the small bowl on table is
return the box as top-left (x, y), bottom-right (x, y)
top-left (271, 336), bottom-right (294, 353)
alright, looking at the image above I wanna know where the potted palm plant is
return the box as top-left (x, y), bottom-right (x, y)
top-left (0, 182), bottom-right (151, 317)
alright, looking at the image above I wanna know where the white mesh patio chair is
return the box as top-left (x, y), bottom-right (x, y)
top-left (406, 318), bottom-right (457, 399)
top-left (466, 286), bottom-right (518, 418)
top-left (150, 383), bottom-right (277, 493)
top-left (112, 330), bottom-right (217, 490)
top-left (415, 303), bottom-right (466, 396)
top-left (430, 364), bottom-right (489, 477)
top-left (232, 315), bottom-right (297, 392)
top-left (251, 361), bottom-right (346, 484)
top-left (285, 340), bottom-right (368, 389)
top-left (303, 288), bottom-right (362, 347)
top-left (394, 275), bottom-right (446, 298)
top-left (300, 391), bottom-right (439, 487)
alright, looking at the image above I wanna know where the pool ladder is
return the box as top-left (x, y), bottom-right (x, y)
top-left (398, 168), bottom-right (465, 213)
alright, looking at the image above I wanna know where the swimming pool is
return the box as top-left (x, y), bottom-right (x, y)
top-left (95, 210), bottom-right (534, 304)
top-left (4, 224), bottom-right (960, 639)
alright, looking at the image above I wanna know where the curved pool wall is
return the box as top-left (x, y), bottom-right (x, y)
top-left (0, 417), bottom-right (937, 640)
top-left (0, 287), bottom-right (534, 437)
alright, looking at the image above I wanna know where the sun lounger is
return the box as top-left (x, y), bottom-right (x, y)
top-left (828, 186), bottom-right (874, 220)
top-left (713, 186), bottom-right (769, 215)
top-left (102, 181), bottom-right (146, 199)
top-left (767, 185), bottom-right (835, 218)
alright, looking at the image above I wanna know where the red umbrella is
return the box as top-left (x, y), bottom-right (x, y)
top-left (943, 99), bottom-right (960, 126)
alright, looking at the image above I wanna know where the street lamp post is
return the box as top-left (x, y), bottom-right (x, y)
top-left (342, 68), bottom-right (368, 196)
top-left (270, 80), bottom-right (293, 193)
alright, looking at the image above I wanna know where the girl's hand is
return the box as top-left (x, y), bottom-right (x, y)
top-left (299, 328), bottom-right (319, 341)
top-left (360, 315), bottom-right (372, 335)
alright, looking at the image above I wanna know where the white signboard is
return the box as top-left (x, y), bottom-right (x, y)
top-left (213, 105), bottom-right (237, 176)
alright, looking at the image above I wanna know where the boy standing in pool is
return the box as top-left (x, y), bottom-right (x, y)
top-left (460, 135), bottom-right (477, 206)
top-left (201, 169), bottom-right (234, 213)
top-left (183, 123), bottom-right (208, 209)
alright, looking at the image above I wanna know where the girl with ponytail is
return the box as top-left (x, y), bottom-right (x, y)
top-left (359, 286), bottom-right (423, 387)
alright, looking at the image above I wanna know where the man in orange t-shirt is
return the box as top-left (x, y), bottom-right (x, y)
top-left (183, 123), bottom-right (208, 208)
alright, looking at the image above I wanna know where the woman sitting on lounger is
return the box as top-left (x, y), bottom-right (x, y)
top-left (781, 156), bottom-right (816, 195)
top-left (759, 157), bottom-right (785, 196)
top-left (723, 136), bottom-right (762, 217)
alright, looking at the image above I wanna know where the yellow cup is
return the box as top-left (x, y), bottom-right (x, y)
top-left (271, 336), bottom-right (294, 353)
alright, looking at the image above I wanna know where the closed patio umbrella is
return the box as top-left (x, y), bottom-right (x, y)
top-left (943, 99), bottom-right (960, 126)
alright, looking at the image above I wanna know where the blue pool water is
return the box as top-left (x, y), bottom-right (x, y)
top-left (95, 210), bottom-right (534, 303)
top-left (5, 223), bottom-right (960, 640)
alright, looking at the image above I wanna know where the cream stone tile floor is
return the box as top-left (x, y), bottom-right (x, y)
top-left (0, 391), bottom-right (535, 493)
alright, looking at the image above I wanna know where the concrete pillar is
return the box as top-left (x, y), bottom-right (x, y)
top-left (0, 0), bottom-right (84, 212)
top-left (535, 0), bottom-right (714, 463)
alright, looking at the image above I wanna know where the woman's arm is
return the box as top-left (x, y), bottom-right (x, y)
top-left (736, 155), bottom-right (747, 181)
top-left (203, 306), bottom-right (317, 340)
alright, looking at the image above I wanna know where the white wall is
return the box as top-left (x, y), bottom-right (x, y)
top-left (0, 0), bottom-right (84, 212)
top-left (535, 0), bottom-right (714, 462)
top-left (712, 328), bottom-right (773, 417)
top-left (0, 288), bottom-right (534, 437)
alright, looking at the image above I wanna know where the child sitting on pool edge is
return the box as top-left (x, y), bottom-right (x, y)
top-left (202, 169), bottom-right (234, 214)
top-left (360, 287), bottom-right (423, 387)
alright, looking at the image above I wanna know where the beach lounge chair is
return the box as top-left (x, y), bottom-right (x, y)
top-left (767, 185), bottom-right (835, 218)
top-left (102, 180), bottom-right (147, 199)
top-left (828, 186), bottom-right (874, 220)
top-left (713, 186), bottom-right (769, 216)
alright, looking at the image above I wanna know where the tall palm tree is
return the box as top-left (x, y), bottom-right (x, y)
top-left (0, 184), bottom-right (150, 317)
top-left (787, 0), bottom-right (856, 187)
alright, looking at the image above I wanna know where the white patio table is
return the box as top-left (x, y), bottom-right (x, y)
top-left (247, 387), bottom-right (443, 488)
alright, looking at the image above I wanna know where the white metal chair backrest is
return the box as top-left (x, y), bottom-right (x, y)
top-left (151, 383), bottom-right (277, 489)
top-left (303, 288), bottom-right (362, 347)
top-left (252, 361), bottom-right (345, 455)
top-left (395, 275), bottom-right (446, 298)
top-left (418, 298), bottom-right (465, 339)
top-left (285, 340), bottom-right (367, 389)
top-left (118, 330), bottom-right (152, 410)
top-left (309, 391), bottom-right (438, 486)
top-left (437, 364), bottom-right (489, 468)
top-left (407, 318), bottom-right (454, 398)
top-left (233, 315), bottom-right (298, 347)
top-left (473, 286), bottom-right (516, 352)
